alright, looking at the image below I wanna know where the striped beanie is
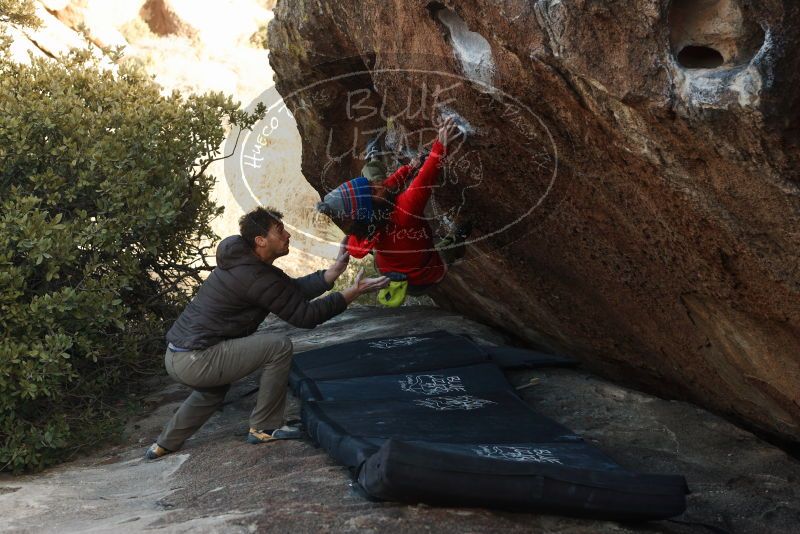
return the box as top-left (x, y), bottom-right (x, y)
top-left (320, 176), bottom-right (374, 223)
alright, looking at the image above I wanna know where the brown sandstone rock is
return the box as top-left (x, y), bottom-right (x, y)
top-left (268, 0), bottom-right (800, 442)
top-left (139, 0), bottom-right (196, 39)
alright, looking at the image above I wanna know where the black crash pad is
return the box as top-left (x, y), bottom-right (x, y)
top-left (290, 331), bottom-right (575, 394)
top-left (290, 331), bottom-right (489, 391)
top-left (295, 362), bottom-right (511, 402)
top-left (484, 345), bottom-right (577, 370)
top-left (292, 331), bottom-right (688, 520)
top-left (358, 439), bottom-right (688, 520)
top-left (303, 391), bottom-right (581, 446)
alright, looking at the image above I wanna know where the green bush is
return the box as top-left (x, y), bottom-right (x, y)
top-left (0, 1), bottom-right (262, 472)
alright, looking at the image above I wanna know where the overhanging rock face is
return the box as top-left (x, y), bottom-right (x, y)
top-left (268, 0), bottom-right (800, 442)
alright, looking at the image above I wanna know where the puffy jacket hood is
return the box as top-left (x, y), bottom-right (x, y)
top-left (216, 235), bottom-right (262, 270)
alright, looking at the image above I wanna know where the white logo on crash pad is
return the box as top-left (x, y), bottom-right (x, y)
top-left (413, 395), bottom-right (495, 411)
top-left (475, 445), bottom-right (562, 464)
top-left (368, 336), bottom-right (432, 350)
top-left (400, 374), bottom-right (466, 395)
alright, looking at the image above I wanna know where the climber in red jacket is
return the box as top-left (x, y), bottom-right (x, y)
top-left (317, 117), bottom-right (470, 300)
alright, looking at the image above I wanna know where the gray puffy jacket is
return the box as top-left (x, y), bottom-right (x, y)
top-left (166, 235), bottom-right (346, 349)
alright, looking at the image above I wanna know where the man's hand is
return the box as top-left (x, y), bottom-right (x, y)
top-left (324, 237), bottom-right (351, 285)
top-left (340, 269), bottom-right (390, 304)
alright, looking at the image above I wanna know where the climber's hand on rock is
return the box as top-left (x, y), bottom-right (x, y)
top-left (438, 116), bottom-right (460, 147)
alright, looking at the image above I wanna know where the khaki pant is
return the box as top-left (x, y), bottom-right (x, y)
top-left (157, 332), bottom-right (293, 451)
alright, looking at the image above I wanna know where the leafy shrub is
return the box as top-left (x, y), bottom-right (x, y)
top-left (0, 1), bottom-right (262, 472)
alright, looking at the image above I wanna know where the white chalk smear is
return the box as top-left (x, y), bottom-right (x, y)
top-left (436, 8), bottom-right (495, 90)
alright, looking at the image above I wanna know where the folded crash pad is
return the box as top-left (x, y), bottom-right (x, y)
top-left (295, 362), bottom-right (511, 402)
top-left (292, 331), bottom-right (688, 520)
top-left (483, 345), bottom-right (577, 370)
top-left (358, 439), bottom-right (688, 520)
top-left (290, 330), bottom-right (574, 394)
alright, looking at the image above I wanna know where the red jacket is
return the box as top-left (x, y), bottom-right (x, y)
top-left (347, 140), bottom-right (447, 286)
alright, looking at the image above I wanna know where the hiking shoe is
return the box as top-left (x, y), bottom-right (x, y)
top-left (144, 443), bottom-right (172, 460)
top-left (247, 425), bottom-right (303, 444)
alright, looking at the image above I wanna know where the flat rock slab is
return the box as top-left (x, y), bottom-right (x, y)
top-left (2, 307), bottom-right (799, 533)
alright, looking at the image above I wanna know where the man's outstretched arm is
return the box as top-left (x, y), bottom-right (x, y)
top-left (292, 270), bottom-right (333, 300)
top-left (252, 268), bottom-right (389, 329)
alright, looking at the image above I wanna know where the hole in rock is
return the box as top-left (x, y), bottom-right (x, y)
top-left (426, 1), bottom-right (445, 17)
top-left (677, 45), bottom-right (725, 69)
top-left (669, 0), bottom-right (765, 69)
